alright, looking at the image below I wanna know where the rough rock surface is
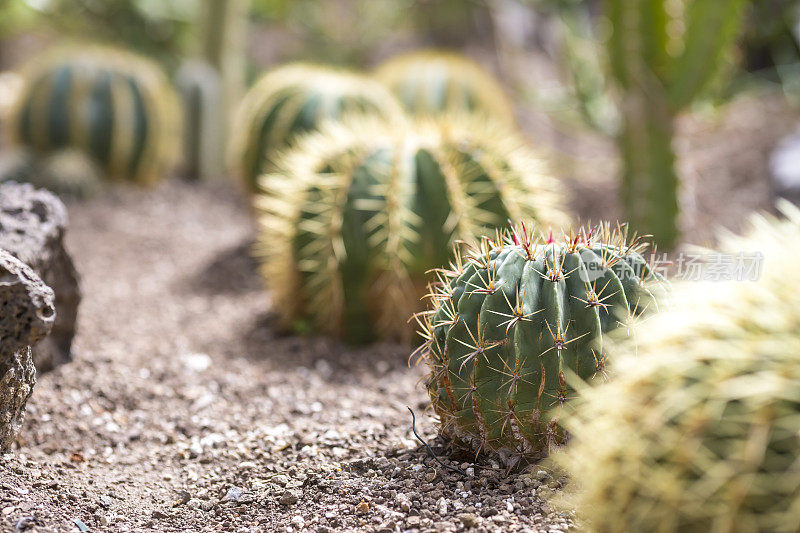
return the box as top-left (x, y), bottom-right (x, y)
top-left (0, 249), bottom-right (55, 451)
top-left (0, 181), bottom-right (80, 371)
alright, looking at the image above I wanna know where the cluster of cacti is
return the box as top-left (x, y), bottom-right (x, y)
top-left (552, 205), bottom-right (800, 531)
top-left (6, 46), bottom-right (179, 185)
top-left (230, 64), bottom-right (404, 192)
top-left (417, 222), bottom-right (666, 464)
top-left (375, 50), bottom-right (515, 125)
top-left (176, 60), bottom-right (224, 181)
top-left (254, 115), bottom-right (567, 344)
top-left (607, 0), bottom-right (748, 248)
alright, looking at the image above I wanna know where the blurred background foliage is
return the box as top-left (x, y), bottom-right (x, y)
top-left (2, 0), bottom-right (800, 246)
top-left (2, 0), bottom-right (799, 95)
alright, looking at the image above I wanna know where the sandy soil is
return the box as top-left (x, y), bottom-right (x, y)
top-left (0, 181), bottom-right (571, 532)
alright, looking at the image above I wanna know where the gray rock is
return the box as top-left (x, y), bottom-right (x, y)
top-left (0, 181), bottom-right (80, 371)
top-left (0, 249), bottom-right (55, 451)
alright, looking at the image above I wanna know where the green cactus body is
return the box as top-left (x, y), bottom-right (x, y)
top-left (607, 0), bottom-right (748, 248)
top-left (375, 50), bottom-right (515, 125)
top-left (255, 115), bottom-right (567, 344)
top-left (7, 46), bottom-right (179, 184)
top-left (552, 204), bottom-right (800, 532)
top-left (176, 60), bottom-right (224, 181)
top-left (418, 223), bottom-right (666, 463)
top-left (230, 64), bottom-right (404, 193)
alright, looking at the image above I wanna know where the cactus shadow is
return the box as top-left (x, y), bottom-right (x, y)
top-left (188, 238), bottom-right (262, 295)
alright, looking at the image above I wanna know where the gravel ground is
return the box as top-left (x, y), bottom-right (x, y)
top-left (0, 181), bottom-right (572, 532)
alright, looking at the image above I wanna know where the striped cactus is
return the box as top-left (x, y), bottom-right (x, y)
top-left (229, 63), bottom-right (404, 193)
top-left (375, 50), bottom-right (515, 125)
top-left (255, 115), bottom-right (568, 344)
top-left (7, 46), bottom-right (179, 184)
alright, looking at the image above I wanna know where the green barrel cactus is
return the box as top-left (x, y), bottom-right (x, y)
top-left (230, 63), bottom-right (404, 192)
top-left (417, 222), bottom-right (666, 464)
top-left (552, 204), bottom-right (800, 532)
top-left (7, 46), bottom-right (179, 184)
top-left (254, 115), bottom-right (567, 344)
top-left (375, 50), bottom-right (515, 125)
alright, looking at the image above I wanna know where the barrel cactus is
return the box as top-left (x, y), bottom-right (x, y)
top-left (7, 46), bottom-right (179, 184)
top-left (375, 50), bottom-right (515, 125)
top-left (255, 115), bottom-right (567, 344)
top-left (417, 222), bottom-right (666, 464)
top-left (552, 204), bottom-right (800, 532)
top-left (230, 63), bottom-right (404, 192)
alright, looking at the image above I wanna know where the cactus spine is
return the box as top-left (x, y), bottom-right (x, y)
top-left (230, 64), bottom-right (404, 192)
top-left (553, 204), bottom-right (800, 532)
top-left (176, 60), bottom-right (224, 181)
top-left (417, 223), bottom-right (665, 464)
top-left (608, 0), bottom-right (747, 248)
top-left (375, 50), bottom-right (515, 125)
top-left (255, 115), bottom-right (567, 344)
top-left (7, 46), bottom-right (179, 184)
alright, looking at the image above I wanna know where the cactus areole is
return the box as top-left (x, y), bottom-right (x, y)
top-left (416, 223), bottom-right (666, 463)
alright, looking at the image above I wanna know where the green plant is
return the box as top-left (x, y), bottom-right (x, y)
top-left (9, 0), bottom-right (197, 70)
top-left (254, 115), bottom-right (568, 344)
top-left (7, 46), bottom-right (180, 184)
top-left (176, 60), bottom-right (224, 181)
top-left (198, 0), bottom-right (249, 139)
top-left (0, 148), bottom-right (102, 198)
top-left (416, 221), bottom-right (665, 464)
top-left (375, 50), bottom-right (515, 125)
top-left (229, 63), bottom-right (404, 192)
top-left (607, 0), bottom-right (748, 248)
top-left (552, 204), bottom-right (800, 532)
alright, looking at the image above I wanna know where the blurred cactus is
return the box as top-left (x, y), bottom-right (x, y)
top-left (254, 115), bottom-right (567, 344)
top-left (608, 0), bottom-right (748, 248)
top-left (376, 50), bottom-right (515, 125)
top-left (553, 204), bottom-right (800, 532)
top-left (37, 149), bottom-right (103, 198)
top-left (230, 64), bottom-right (404, 192)
top-left (6, 46), bottom-right (180, 184)
top-left (176, 60), bottom-right (224, 181)
top-left (417, 222), bottom-right (665, 464)
top-left (199, 0), bottom-right (249, 135)
top-left (0, 148), bottom-right (101, 198)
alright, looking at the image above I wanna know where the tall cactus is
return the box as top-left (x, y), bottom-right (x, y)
top-left (198, 0), bottom-right (250, 158)
top-left (6, 46), bottom-right (179, 184)
top-left (254, 115), bottom-right (567, 344)
top-left (608, 0), bottom-right (748, 248)
top-left (176, 60), bottom-right (224, 181)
